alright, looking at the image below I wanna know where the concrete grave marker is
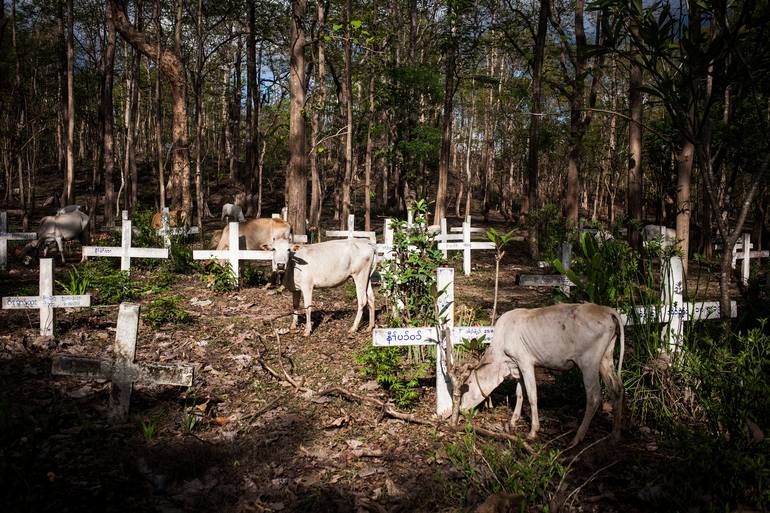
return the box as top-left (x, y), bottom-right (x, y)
top-left (2, 258), bottom-right (90, 336)
top-left (52, 303), bottom-right (193, 421)
top-left (192, 221), bottom-right (273, 278)
top-left (0, 211), bottom-right (37, 270)
top-left (83, 215), bottom-right (168, 273)
top-left (157, 207), bottom-right (199, 247)
top-left (519, 242), bottom-right (574, 294)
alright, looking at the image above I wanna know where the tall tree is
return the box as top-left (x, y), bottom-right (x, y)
top-left (102, 1), bottom-right (118, 225)
top-left (286, 0), bottom-right (308, 235)
top-left (62, 0), bottom-right (75, 205)
top-left (110, 0), bottom-right (192, 216)
top-left (627, 0), bottom-right (643, 249)
top-left (340, 0), bottom-right (354, 229)
top-left (434, 1), bottom-right (458, 223)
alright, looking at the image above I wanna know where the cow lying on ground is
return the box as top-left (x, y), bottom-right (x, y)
top-left (212, 218), bottom-right (291, 251)
top-left (268, 238), bottom-right (377, 337)
top-left (459, 303), bottom-right (625, 447)
top-left (150, 209), bottom-right (188, 230)
top-left (21, 209), bottom-right (91, 264)
top-left (643, 224), bottom-right (677, 248)
top-left (221, 203), bottom-right (245, 223)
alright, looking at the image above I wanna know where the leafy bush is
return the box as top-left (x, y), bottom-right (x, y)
top-left (164, 238), bottom-right (196, 274)
top-left (242, 266), bottom-right (269, 287)
top-left (355, 345), bottom-right (426, 409)
top-left (56, 267), bottom-right (90, 295)
top-left (141, 267), bottom-right (176, 293)
top-left (143, 295), bottom-right (191, 328)
top-left (445, 429), bottom-right (566, 510)
top-left (200, 260), bottom-right (238, 292)
top-left (78, 260), bottom-right (138, 304)
top-left (379, 199), bottom-right (445, 327)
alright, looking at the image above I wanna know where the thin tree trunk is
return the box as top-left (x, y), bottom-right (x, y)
top-left (194, 0), bottom-right (204, 233)
top-left (63, 0), bottom-right (75, 205)
top-left (434, 11), bottom-right (456, 224)
top-left (309, 0), bottom-right (326, 230)
top-left (102, 1), bottom-right (118, 225)
top-left (154, 0), bottom-right (165, 210)
top-left (230, 37), bottom-right (242, 181)
top-left (628, 7), bottom-right (643, 248)
top-left (340, 0), bottom-right (354, 229)
top-left (286, 0), bottom-right (308, 235)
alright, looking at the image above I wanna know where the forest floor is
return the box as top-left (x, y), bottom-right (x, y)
top-left (0, 186), bottom-right (759, 513)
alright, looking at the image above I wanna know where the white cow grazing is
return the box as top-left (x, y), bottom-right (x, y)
top-left (460, 303), bottom-right (625, 447)
top-left (643, 224), bottom-right (677, 248)
top-left (221, 203), bottom-right (245, 223)
top-left (22, 209), bottom-right (91, 264)
top-left (270, 238), bottom-right (377, 337)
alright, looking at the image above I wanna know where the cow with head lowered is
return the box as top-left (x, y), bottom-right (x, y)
top-left (459, 303), bottom-right (625, 447)
top-left (210, 218), bottom-right (291, 252)
top-left (21, 209), bottom-right (91, 264)
top-left (266, 238), bottom-right (377, 337)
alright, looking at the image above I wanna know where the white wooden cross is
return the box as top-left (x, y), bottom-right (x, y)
top-left (0, 211), bottom-right (36, 270)
top-left (437, 221), bottom-right (495, 276)
top-left (271, 207), bottom-right (288, 221)
top-left (192, 221), bottom-right (273, 279)
top-left (325, 214), bottom-right (377, 242)
top-left (1, 258), bottom-right (91, 337)
top-left (372, 267), bottom-right (494, 416)
top-left (51, 303), bottom-right (193, 421)
top-left (731, 233), bottom-right (768, 286)
top-left (376, 218), bottom-right (395, 262)
top-left (82, 214), bottom-right (168, 273)
top-left (621, 255), bottom-right (737, 351)
top-left (519, 242), bottom-right (574, 294)
top-left (157, 207), bottom-right (199, 247)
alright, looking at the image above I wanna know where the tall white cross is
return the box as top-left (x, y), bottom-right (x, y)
top-left (325, 214), bottom-right (377, 242)
top-left (372, 267), bottom-right (494, 416)
top-left (82, 216), bottom-right (168, 273)
top-left (437, 221), bottom-right (495, 276)
top-left (0, 211), bottom-right (36, 270)
top-left (731, 233), bottom-right (768, 286)
top-left (52, 303), bottom-right (193, 421)
top-left (157, 207), bottom-right (199, 247)
top-left (192, 221), bottom-right (273, 279)
top-left (1, 258), bottom-right (91, 337)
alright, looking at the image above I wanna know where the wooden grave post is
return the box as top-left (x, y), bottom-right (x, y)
top-left (83, 215), bottom-right (168, 273)
top-left (192, 221), bottom-right (273, 278)
top-left (2, 258), bottom-right (91, 336)
top-left (52, 303), bottom-right (194, 421)
top-left (372, 268), bottom-right (494, 416)
top-left (325, 214), bottom-right (377, 242)
top-left (158, 207), bottom-right (199, 247)
top-left (731, 233), bottom-right (768, 286)
top-left (0, 211), bottom-right (37, 270)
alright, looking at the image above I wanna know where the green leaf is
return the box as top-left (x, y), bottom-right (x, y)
top-left (351, 19), bottom-right (362, 29)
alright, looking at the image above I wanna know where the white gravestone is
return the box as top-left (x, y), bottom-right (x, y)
top-left (372, 268), bottom-right (494, 416)
top-left (52, 303), bottom-right (194, 421)
top-left (157, 207), bottom-right (199, 247)
top-left (0, 211), bottom-right (37, 270)
top-left (192, 221), bottom-right (273, 278)
top-left (82, 217), bottom-right (168, 273)
top-left (2, 258), bottom-right (90, 336)
top-left (519, 242), bottom-right (574, 294)
top-left (325, 214), bottom-right (377, 242)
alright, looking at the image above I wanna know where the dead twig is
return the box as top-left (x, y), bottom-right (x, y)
top-left (319, 386), bottom-right (437, 427)
top-left (563, 460), bottom-right (619, 510)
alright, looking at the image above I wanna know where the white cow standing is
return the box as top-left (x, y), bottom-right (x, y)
top-left (270, 238), bottom-right (377, 337)
top-left (460, 303), bottom-right (625, 447)
top-left (220, 203), bottom-right (246, 223)
top-left (21, 209), bottom-right (90, 264)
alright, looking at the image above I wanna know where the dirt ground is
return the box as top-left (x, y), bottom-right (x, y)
top-left (0, 205), bottom-right (754, 513)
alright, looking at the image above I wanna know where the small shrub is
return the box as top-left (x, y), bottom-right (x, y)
top-left (200, 260), bottom-right (238, 292)
top-left (165, 239), bottom-right (196, 274)
top-left (143, 295), bottom-right (191, 328)
top-left (139, 416), bottom-right (158, 442)
top-left (242, 266), bottom-right (269, 287)
top-left (445, 429), bottom-right (566, 510)
top-left (79, 260), bottom-right (138, 304)
top-left (56, 267), bottom-right (90, 295)
top-left (355, 345), bottom-right (426, 409)
top-left (142, 267), bottom-right (175, 293)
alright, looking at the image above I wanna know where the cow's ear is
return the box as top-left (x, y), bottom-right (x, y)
top-left (260, 243), bottom-right (271, 250)
top-left (291, 244), bottom-right (302, 252)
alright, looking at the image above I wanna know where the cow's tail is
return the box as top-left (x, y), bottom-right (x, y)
top-left (611, 309), bottom-right (625, 375)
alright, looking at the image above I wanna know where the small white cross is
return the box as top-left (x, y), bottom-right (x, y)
top-left (157, 208), bottom-right (199, 247)
top-left (2, 258), bottom-right (91, 336)
top-left (82, 217), bottom-right (168, 273)
top-left (325, 214), bottom-right (377, 242)
top-left (0, 211), bottom-right (37, 270)
top-left (436, 221), bottom-right (495, 276)
top-left (192, 221), bottom-right (273, 279)
top-left (52, 303), bottom-right (193, 421)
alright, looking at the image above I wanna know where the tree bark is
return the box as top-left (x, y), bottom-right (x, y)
top-left (340, 0), bottom-right (354, 229)
top-left (110, 0), bottom-right (191, 216)
top-left (154, 0), bottom-right (165, 210)
top-left (230, 37), bottom-right (242, 181)
top-left (102, 1), bottom-right (118, 225)
top-left (434, 10), bottom-right (457, 223)
top-left (63, 0), bottom-right (75, 205)
top-left (194, 0), bottom-right (204, 233)
top-left (364, 72), bottom-right (375, 231)
top-left (308, 0), bottom-right (326, 231)
top-left (627, 19), bottom-right (643, 249)
top-left (286, 0), bottom-right (308, 235)
top-left (246, 0), bottom-right (257, 192)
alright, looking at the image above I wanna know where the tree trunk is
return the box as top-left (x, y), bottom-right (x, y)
top-left (364, 72), bottom-right (375, 231)
top-left (230, 37), bottom-right (242, 181)
top-left (308, 1), bottom-right (326, 231)
top-left (286, 0), bottom-right (308, 235)
top-left (246, 1), bottom-right (257, 192)
top-left (676, 140), bottom-right (694, 273)
top-left (63, 0), bottom-right (75, 205)
top-left (340, 0), bottom-right (354, 229)
top-left (110, 0), bottom-right (191, 216)
top-left (154, 0), bottom-right (165, 210)
top-left (102, 1), bottom-right (118, 225)
top-left (434, 12), bottom-right (456, 224)
top-left (194, 0), bottom-right (204, 233)
top-left (627, 11), bottom-right (643, 248)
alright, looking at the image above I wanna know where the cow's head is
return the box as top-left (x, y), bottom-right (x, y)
top-left (262, 238), bottom-right (301, 271)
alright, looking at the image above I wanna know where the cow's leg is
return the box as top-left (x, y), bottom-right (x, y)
top-left (518, 364), bottom-right (540, 440)
top-left (290, 290), bottom-right (301, 331)
top-left (302, 286), bottom-right (313, 337)
top-left (599, 353), bottom-right (623, 442)
top-left (509, 381), bottom-right (524, 431)
top-left (56, 236), bottom-right (65, 263)
top-left (349, 273), bottom-right (368, 334)
top-left (366, 280), bottom-right (375, 332)
top-left (572, 368), bottom-right (602, 447)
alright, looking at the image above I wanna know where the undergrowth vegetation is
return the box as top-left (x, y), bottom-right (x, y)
top-left (143, 295), bottom-right (191, 328)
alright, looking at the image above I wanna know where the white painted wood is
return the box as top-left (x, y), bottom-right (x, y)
top-left (0, 211), bottom-right (37, 270)
top-left (437, 222), bottom-right (495, 276)
top-left (157, 207), bottom-right (199, 247)
top-left (83, 220), bottom-right (168, 273)
top-left (1, 258), bottom-right (90, 336)
top-left (192, 221), bottom-right (273, 278)
top-left (325, 214), bottom-right (376, 241)
top-left (51, 303), bottom-right (193, 421)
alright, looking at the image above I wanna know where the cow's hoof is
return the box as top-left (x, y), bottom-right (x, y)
top-left (526, 431), bottom-right (538, 441)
